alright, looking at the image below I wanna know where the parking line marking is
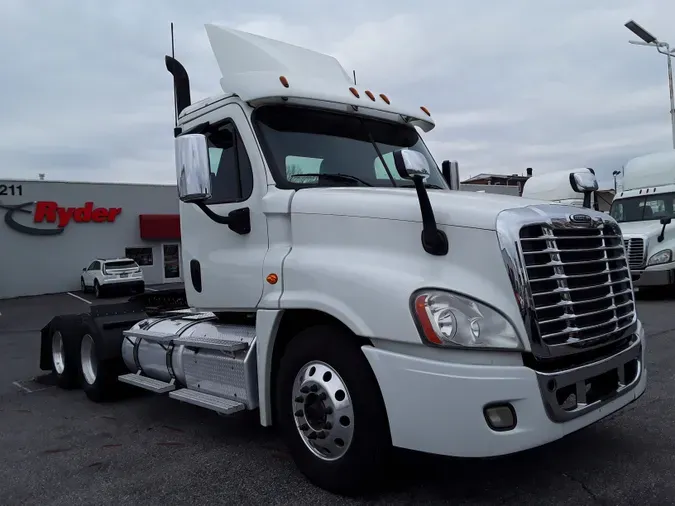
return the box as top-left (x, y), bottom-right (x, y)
top-left (12, 381), bottom-right (33, 393)
top-left (146, 288), bottom-right (158, 292)
top-left (12, 380), bottom-right (54, 394)
top-left (67, 292), bottom-right (92, 304)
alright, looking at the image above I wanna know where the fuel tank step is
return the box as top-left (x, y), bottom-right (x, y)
top-left (118, 373), bottom-right (176, 393)
top-left (169, 389), bottom-right (246, 415)
top-left (123, 328), bottom-right (176, 345)
top-left (173, 335), bottom-right (248, 352)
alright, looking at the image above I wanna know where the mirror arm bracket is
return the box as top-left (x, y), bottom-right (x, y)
top-left (195, 203), bottom-right (251, 235)
top-left (412, 176), bottom-right (449, 256)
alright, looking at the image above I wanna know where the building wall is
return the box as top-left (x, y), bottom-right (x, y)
top-left (0, 179), bottom-right (180, 299)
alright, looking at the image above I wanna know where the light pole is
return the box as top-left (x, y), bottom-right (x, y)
top-left (624, 20), bottom-right (675, 149)
top-left (612, 170), bottom-right (621, 192)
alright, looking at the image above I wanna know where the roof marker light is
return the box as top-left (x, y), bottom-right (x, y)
top-left (349, 87), bottom-right (360, 98)
top-left (365, 90), bottom-right (376, 101)
top-left (379, 93), bottom-right (390, 105)
top-left (420, 106), bottom-right (431, 116)
top-left (279, 76), bottom-right (289, 88)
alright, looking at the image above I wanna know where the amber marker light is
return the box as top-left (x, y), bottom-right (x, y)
top-left (279, 76), bottom-right (290, 88)
top-left (379, 93), bottom-right (390, 104)
top-left (349, 87), bottom-right (360, 98)
top-left (365, 90), bottom-right (376, 101)
top-left (420, 106), bottom-right (431, 116)
top-left (266, 273), bottom-right (279, 285)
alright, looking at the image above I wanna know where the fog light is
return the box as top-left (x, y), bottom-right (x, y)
top-left (483, 404), bottom-right (517, 431)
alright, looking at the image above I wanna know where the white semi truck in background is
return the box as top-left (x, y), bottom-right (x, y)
top-left (610, 150), bottom-right (675, 290)
top-left (521, 167), bottom-right (601, 210)
top-left (39, 24), bottom-right (647, 496)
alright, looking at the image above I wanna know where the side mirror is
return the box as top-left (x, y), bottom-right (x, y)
top-left (175, 134), bottom-right (212, 202)
top-left (392, 149), bottom-right (431, 180)
top-left (442, 160), bottom-right (461, 190)
top-left (658, 216), bottom-right (672, 243)
top-left (569, 170), bottom-right (599, 193)
top-left (82, 268), bottom-right (86, 271)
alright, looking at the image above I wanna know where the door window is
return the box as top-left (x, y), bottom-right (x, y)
top-left (205, 122), bottom-right (254, 204)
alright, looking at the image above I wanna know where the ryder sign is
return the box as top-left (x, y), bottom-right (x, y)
top-left (1, 200), bottom-right (122, 236)
top-left (34, 201), bottom-right (122, 228)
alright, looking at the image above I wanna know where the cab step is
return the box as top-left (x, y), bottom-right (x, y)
top-left (118, 373), bottom-right (176, 393)
top-left (169, 388), bottom-right (246, 415)
top-left (123, 328), bottom-right (176, 345)
top-left (173, 335), bottom-right (248, 352)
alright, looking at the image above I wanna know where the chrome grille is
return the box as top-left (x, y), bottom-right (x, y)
top-left (519, 223), bottom-right (636, 350)
top-left (623, 238), bottom-right (645, 269)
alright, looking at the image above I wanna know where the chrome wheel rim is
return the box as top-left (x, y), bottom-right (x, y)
top-left (51, 331), bottom-right (65, 375)
top-left (81, 334), bottom-right (97, 385)
top-left (292, 361), bottom-right (354, 461)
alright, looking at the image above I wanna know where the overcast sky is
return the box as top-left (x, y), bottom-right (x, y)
top-left (2, 0), bottom-right (674, 189)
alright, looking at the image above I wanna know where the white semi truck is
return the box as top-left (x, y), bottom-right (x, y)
top-left (40, 24), bottom-right (647, 495)
top-left (610, 150), bottom-right (675, 289)
top-left (521, 167), bottom-right (600, 210)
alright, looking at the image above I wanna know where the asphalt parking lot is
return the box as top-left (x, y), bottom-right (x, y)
top-left (0, 290), bottom-right (674, 505)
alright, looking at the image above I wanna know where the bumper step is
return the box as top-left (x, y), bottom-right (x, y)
top-left (118, 373), bottom-right (176, 393)
top-left (169, 389), bottom-right (246, 415)
top-left (173, 335), bottom-right (248, 352)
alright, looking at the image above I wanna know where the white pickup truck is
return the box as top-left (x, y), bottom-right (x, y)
top-left (38, 23), bottom-right (646, 496)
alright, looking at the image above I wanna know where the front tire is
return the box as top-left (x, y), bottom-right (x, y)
top-left (81, 277), bottom-right (87, 293)
top-left (276, 324), bottom-right (391, 496)
top-left (94, 280), bottom-right (102, 299)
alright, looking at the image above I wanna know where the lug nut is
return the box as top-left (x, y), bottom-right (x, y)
top-left (310, 384), bottom-right (318, 392)
top-left (325, 407), bottom-right (333, 415)
top-left (295, 396), bottom-right (304, 403)
top-left (317, 431), bottom-right (327, 439)
top-left (308, 431), bottom-right (317, 440)
top-left (318, 392), bottom-right (327, 400)
top-left (325, 422), bottom-right (332, 430)
top-left (294, 410), bottom-right (304, 417)
top-left (300, 386), bottom-right (309, 394)
top-left (299, 423), bottom-right (309, 431)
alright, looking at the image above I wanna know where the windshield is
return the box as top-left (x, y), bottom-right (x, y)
top-left (252, 105), bottom-right (447, 189)
top-left (610, 192), bottom-right (675, 223)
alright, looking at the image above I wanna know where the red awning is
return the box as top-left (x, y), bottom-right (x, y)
top-left (139, 214), bottom-right (180, 240)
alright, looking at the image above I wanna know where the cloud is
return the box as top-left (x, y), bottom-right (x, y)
top-left (0, 0), bottom-right (674, 191)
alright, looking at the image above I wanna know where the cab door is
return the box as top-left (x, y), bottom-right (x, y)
top-left (180, 104), bottom-right (269, 311)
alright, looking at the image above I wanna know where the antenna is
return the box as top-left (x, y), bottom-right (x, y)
top-left (170, 22), bottom-right (177, 128)
top-left (353, 70), bottom-right (357, 85)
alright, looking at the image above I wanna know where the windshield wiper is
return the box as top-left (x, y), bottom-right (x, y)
top-left (358, 118), bottom-right (398, 187)
top-left (289, 173), bottom-right (374, 187)
top-left (401, 183), bottom-right (444, 190)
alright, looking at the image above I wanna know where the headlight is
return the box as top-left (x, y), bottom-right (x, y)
top-left (647, 249), bottom-right (672, 266)
top-left (411, 290), bottom-right (523, 350)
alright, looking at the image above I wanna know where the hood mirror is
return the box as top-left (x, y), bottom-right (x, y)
top-left (392, 149), bottom-right (448, 256)
top-left (569, 170), bottom-right (599, 193)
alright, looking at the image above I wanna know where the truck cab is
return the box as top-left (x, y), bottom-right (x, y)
top-left (521, 167), bottom-right (600, 209)
top-left (40, 23), bottom-right (647, 496)
top-left (610, 151), bottom-right (675, 289)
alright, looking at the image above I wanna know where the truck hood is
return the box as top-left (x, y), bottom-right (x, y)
top-left (617, 220), bottom-right (666, 237)
top-left (290, 187), bottom-right (553, 230)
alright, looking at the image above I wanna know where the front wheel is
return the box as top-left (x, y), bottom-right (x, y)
top-left (276, 325), bottom-right (392, 496)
